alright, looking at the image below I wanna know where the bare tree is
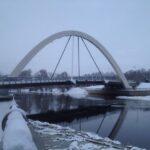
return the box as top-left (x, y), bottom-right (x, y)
top-left (19, 69), bottom-right (32, 78)
top-left (34, 69), bottom-right (49, 79)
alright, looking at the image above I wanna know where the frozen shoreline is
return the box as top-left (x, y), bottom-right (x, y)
top-left (29, 120), bottom-right (144, 150)
top-left (14, 87), bottom-right (89, 99)
top-left (0, 101), bottom-right (11, 141)
top-left (1, 100), bottom-right (37, 150)
top-left (117, 82), bottom-right (150, 101)
top-left (137, 82), bottom-right (150, 89)
top-left (11, 85), bottom-right (105, 99)
top-left (117, 95), bottom-right (150, 101)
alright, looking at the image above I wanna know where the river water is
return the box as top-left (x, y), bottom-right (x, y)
top-left (15, 93), bottom-right (150, 149)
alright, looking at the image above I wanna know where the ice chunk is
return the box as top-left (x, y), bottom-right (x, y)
top-left (52, 88), bottom-right (63, 95)
top-left (65, 87), bottom-right (88, 99)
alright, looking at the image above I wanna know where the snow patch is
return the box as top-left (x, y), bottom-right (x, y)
top-left (29, 120), bottom-right (144, 150)
top-left (137, 82), bottom-right (150, 89)
top-left (85, 85), bottom-right (104, 90)
top-left (0, 101), bottom-right (11, 141)
top-left (52, 88), bottom-right (63, 95)
top-left (65, 87), bottom-right (88, 99)
top-left (21, 89), bottom-right (30, 93)
top-left (70, 78), bottom-right (76, 84)
top-left (2, 102), bottom-right (37, 150)
top-left (117, 96), bottom-right (150, 101)
top-left (84, 132), bottom-right (103, 140)
top-left (69, 141), bottom-right (79, 149)
top-left (80, 143), bottom-right (101, 150)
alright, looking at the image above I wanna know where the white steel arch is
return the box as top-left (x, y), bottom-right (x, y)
top-left (11, 30), bottom-right (130, 89)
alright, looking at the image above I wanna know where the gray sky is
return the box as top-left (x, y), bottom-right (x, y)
top-left (0, 0), bottom-right (150, 75)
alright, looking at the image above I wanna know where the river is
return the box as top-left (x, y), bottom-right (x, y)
top-left (14, 92), bottom-right (150, 149)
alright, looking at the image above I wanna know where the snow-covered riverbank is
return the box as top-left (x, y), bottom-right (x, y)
top-left (137, 82), bottom-right (150, 89)
top-left (15, 87), bottom-right (89, 99)
top-left (117, 82), bottom-right (150, 101)
top-left (1, 101), bottom-right (37, 150)
top-left (0, 101), bottom-right (11, 141)
top-left (117, 96), bottom-right (150, 101)
top-left (29, 120), bottom-right (144, 150)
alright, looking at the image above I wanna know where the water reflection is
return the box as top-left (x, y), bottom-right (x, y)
top-left (109, 107), bottom-right (127, 140)
top-left (15, 93), bottom-right (150, 149)
top-left (15, 94), bottom-right (121, 114)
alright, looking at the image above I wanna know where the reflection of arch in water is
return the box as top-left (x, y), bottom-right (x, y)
top-left (95, 106), bottom-right (127, 139)
top-left (108, 107), bottom-right (127, 140)
top-left (11, 30), bottom-right (130, 89)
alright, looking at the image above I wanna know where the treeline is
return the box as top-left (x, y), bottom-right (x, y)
top-left (125, 69), bottom-right (150, 82)
top-left (18, 69), bottom-right (70, 80)
top-left (0, 68), bottom-right (150, 82)
top-left (18, 69), bottom-right (116, 80)
top-left (19, 68), bottom-right (150, 82)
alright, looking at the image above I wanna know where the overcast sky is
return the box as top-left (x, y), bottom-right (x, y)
top-left (0, 0), bottom-right (150, 75)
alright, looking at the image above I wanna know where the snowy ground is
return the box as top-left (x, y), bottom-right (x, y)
top-left (117, 83), bottom-right (150, 101)
top-left (16, 87), bottom-right (89, 99)
top-left (29, 120), bottom-right (144, 150)
top-left (9, 84), bottom-right (108, 101)
top-left (117, 96), bottom-right (150, 101)
top-left (137, 82), bottom-right (150, 89)
top-left (85, 85), bottom-right (104, 90)
top-left (1, 101), bottom-right (37, 150)
top-left (0, 101), bottom-right (11, 141)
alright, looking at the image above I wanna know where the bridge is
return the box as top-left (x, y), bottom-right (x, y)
top-left (0, 78), bottom-right (106, 89)
top-left (0, 30), bottom-right (132, 91)
top-left (0, 31), bottom-right (149, 150)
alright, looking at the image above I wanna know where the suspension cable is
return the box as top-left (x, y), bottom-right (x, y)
top-left (77, 37), bottom-right (80, 78)
top-left (71, 36), bottom-right (74, 78)
top-left (81, 38), bottom-right (104, 81)
top-left (96, 112), bottom-right (107, 134)
top-left (50, 36), bottom-right (71, 80)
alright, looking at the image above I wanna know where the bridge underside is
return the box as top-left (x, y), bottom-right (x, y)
top-left (0, 80), bottom-right (106, 89)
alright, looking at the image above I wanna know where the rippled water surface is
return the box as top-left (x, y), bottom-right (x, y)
top-left (15, 93), bottom-right (150, 149)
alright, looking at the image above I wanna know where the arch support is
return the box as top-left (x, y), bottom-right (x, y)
top-left (11, 30), bottom-right (131, 89)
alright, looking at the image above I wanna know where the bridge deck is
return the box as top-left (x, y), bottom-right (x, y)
top-left (1, 79), bottom-right (150, 97)
top-left (0, 80), bottom-right (105, 89)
